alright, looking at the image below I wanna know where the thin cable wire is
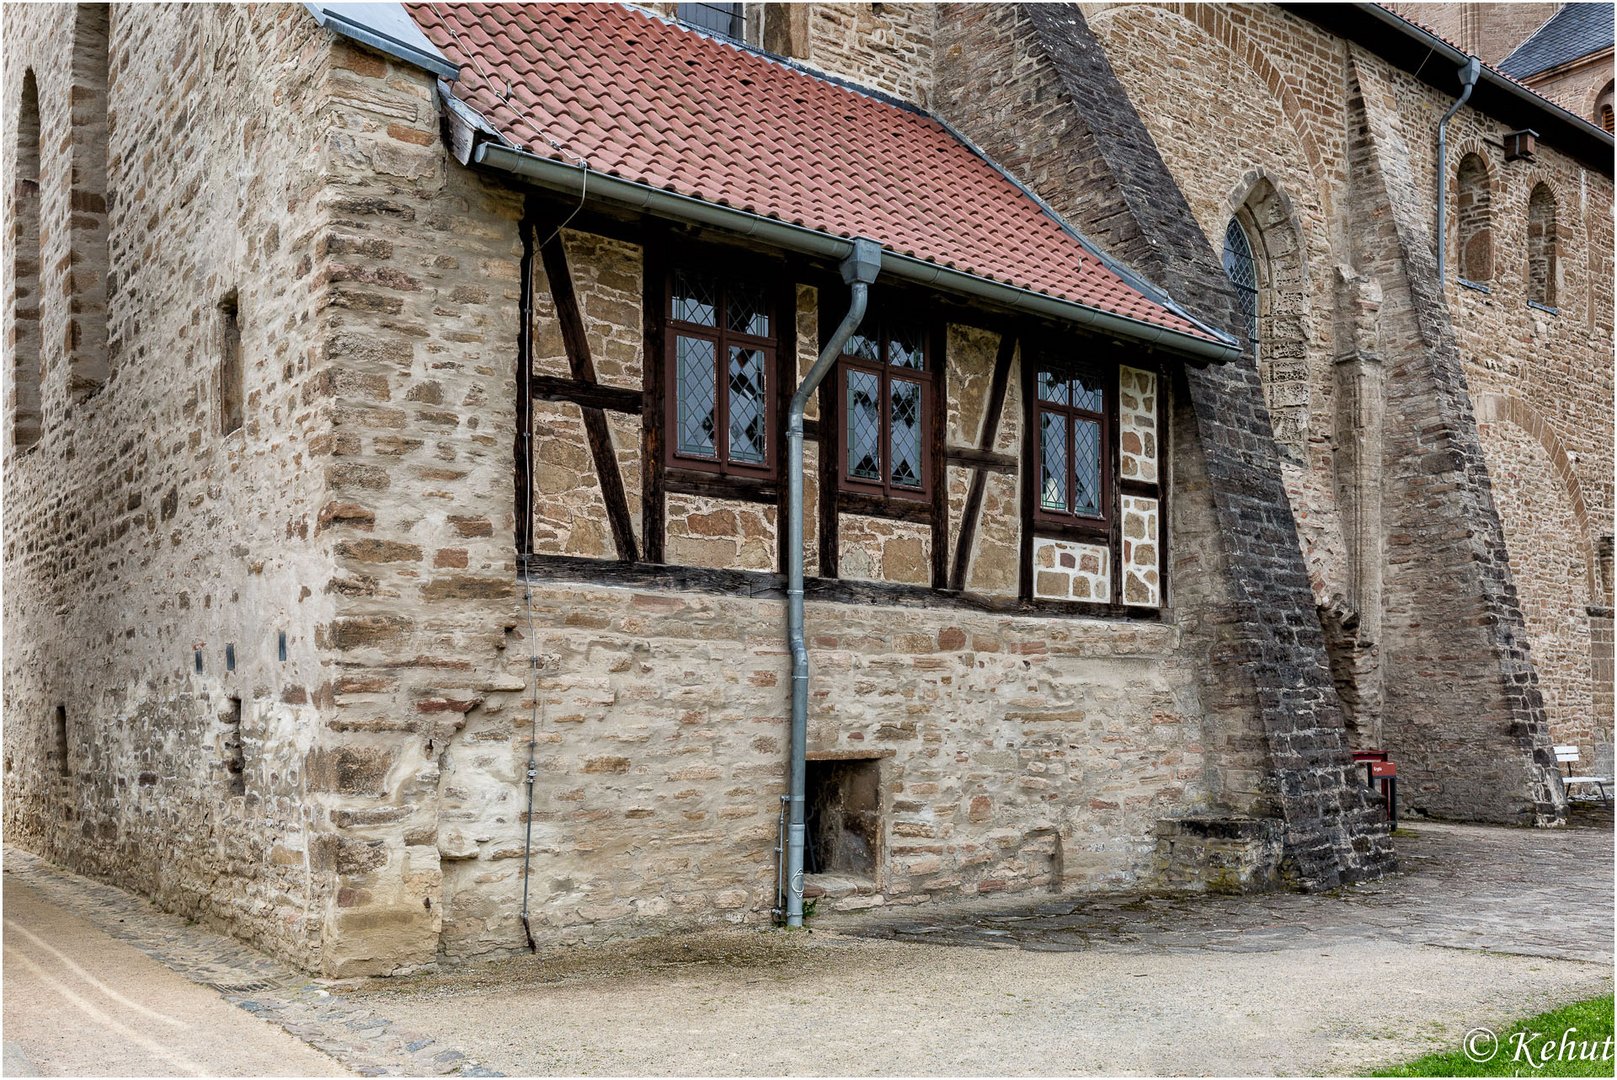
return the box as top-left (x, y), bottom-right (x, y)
top-left (426, 2), bottom-right (590, 953)
top-left (517, 211), bottom-right (543, 954)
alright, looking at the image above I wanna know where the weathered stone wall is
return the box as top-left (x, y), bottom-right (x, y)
top-left (1381, 3), bottom-right (1562, 66)
top-left (1039, 2), bottom-right (1607, 822)
top-left (2, 4), bottom-right (340, 968)
top-left (423, 220), bottom-right (1261, 961)
top-left (934, 2), bottom-right (1393, 888)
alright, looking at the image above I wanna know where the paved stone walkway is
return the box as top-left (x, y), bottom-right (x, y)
top-left (821, 821), bottom-right (1614, 966)
top-left (2, 849), bottom-right (500, 1077)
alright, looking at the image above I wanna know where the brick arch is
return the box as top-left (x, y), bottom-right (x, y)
top-left (1472, 390), bottom-right (1597, 599)
top-left (1583, 78), bottom-right (1612, 128)
top-left (1167, 2), bottom-right (1331, 216)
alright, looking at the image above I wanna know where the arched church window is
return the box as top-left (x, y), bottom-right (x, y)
top-left (1222, 217), bottom-right (1259, 355)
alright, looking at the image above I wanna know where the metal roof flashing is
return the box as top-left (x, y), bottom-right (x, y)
top-left (305, 3), bottom-right (460, 81)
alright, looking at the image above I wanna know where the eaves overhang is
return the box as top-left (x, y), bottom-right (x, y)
top-left (468, 136), bottom-right (1240, 366)
top-left (1287, 3), bottom-right (1614, 174)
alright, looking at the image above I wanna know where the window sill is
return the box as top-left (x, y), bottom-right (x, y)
top-left (1527, 300), bottom-right (1560, 315)
top-left (1456, 278), bottom-right (1492, 294)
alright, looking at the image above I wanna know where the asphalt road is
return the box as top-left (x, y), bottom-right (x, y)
top-left (2, 880), bottom-right (347, 1077)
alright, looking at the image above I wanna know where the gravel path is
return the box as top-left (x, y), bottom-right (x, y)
top-left (4, 821), bottom-right (1610, 1076)
top-left (348, 822), bottom-right (1613, 1076)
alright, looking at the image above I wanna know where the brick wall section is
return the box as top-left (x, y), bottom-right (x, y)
top-left (935, 3), bottom-right (1392, 889)
top-left (3, 5), bottom-right (341, 968)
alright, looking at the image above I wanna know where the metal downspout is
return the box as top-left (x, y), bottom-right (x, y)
top-left (782, 238), bottom-right (881, 928)
top-left (1435, 56), bottom-right (1482, 284)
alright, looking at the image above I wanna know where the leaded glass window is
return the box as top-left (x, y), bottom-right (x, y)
top-left (837, 316), bottom-right (934, 499)
top-left (1222, 218), bottom-right (1259, 357)
top-left (677, 2), bottom-right (744, 40)
top-left (666, 266), bottom-right (776, 477)
top-left (1033, 360), bottom-right (1107, 524)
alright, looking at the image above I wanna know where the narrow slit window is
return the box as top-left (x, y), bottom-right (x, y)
top-left (11, 70), bottom-right (43, 453)
top-left (665, 267), bottom-right (777, 478)
top-left (1527, 183), bottom-right (1558, 308)
top-left (53, 705), bottom-right (69, 778)
top-left (218, 292), bottom-right (243, 436)
top-left (223, 697), bottom-right (244, 795)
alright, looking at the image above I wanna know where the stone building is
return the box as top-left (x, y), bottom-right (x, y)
top-left (1388, 2), bottom-right (1614, 130)
top-left (3, 2), bottom-right (1609, 977)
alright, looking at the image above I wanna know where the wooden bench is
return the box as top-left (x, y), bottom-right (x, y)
top-left (1554, 745), bottom-right (1613, 801)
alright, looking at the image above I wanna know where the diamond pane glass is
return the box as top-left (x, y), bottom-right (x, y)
top-left (844, 330), bottom-right (880, 363)
top-left (675, 335), bottom-right (717, 458)
top-left (1073, 418), bottom-right (1101, 517)
top-left (727, 282), bottom-right (770, 337)
top-left (1037, 369), bottom-right (1069, 405)
top-left (889, 378), bottom-right (923, 488)
top-left (727, 346), bottom-right (767, 465)
top-left (1223, 218), bottom-right (1259, 353)
top-left (1040, 412), bottom-right (1068, 511)
top-left (1069, 366), bottom-right (1104, 413)
top-left (847, 369), bottom-right (881, 481)
top-left (672, 269), bottom-right (718, 327)
top-left (889, 325), bottom-right (925, 370)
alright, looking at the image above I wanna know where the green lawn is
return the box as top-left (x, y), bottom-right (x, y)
top-left (1372, 995), bottom-right (1614, 1077)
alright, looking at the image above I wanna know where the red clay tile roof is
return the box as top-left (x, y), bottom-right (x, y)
top-left (408, 2), bottom-right (1223, 345)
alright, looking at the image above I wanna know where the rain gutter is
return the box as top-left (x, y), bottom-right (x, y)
top-left (472, 141), bottom-right (1240, 364)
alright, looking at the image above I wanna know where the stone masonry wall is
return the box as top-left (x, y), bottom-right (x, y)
top-left (934, 3), bottom-right (1392, 887)
top-left (381, 216), bottom-right (1258, 963)
top-left (1030, 2), bottom-right (1602, 823)
top-left (3, 4), bottom-right (340, 969)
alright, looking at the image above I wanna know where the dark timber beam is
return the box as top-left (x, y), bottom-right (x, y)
top-left (538, 222), bottom-right (640, 563)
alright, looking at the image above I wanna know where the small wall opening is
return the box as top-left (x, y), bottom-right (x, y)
top-left (1455, 153), bottom-right (1493, 283)
top-left (53, 705), bottom-right (69, 778)
top-left (68, 2), bottom-right (111, 398)
top-left (223, 696), bottom-right (244, 795)
top-left (805, 757), bottom-right (880, 878)
top-left (1527, 183), bottom-right (1558, 308)
top-left (218, 292), bottom-right (243, 436)
top-left (12, 70), bottom-right (43, 454)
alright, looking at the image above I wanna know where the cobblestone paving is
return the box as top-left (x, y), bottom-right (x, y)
top-left (2, 849), bottom-right (501, 1078)
top-left (821, 821), bottom-right (1614, 966)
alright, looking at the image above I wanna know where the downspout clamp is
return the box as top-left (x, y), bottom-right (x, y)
top-left (1435, 56), bottom-right (1482, 284)
top-left (781, 237), bottom-right (881, 927)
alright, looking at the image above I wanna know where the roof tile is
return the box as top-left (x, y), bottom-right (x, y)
top-left (410, 1), bottom-right (1220, 344)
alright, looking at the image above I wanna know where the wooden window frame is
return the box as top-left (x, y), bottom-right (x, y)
top-left (1028, 355), bottom-right (1114, 538)
top-left (834, 318), bottom-right (938, 505)
top-left (661, 259), bottom-right (783, 483)
top-left (1019, 347), bottom-right (1168, 614)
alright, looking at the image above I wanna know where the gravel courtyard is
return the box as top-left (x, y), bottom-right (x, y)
top-left (349, 821), bottom-right (1613, 1076)
top-left (4, 819), bottom-right (1610, 1076)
